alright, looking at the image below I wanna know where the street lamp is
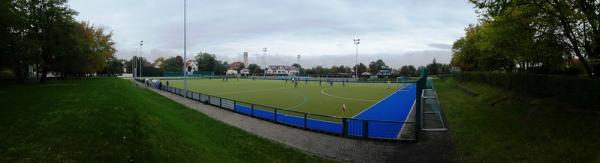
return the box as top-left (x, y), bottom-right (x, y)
top-left (353, 38), bottom-right (360, 78)
top-left (262, 48), bottom-right (267, 77)
top-left (139, 40), bottom-right (143, 78)
top-left (132, 56), bottom-right (136, 78)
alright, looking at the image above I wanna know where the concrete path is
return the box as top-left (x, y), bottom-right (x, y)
top-left (136, 83), bottom-right (455, 163)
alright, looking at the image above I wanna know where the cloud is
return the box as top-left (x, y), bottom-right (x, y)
top-left (69, 0), bottom-right (476, 67)
top-left (428, 43), bottom-right (453, 50)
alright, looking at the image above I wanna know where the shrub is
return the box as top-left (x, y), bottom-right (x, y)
top-left (0, 69), bottom-right (15, 80)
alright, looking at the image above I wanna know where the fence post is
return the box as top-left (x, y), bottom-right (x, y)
top-left (233, 101), bottom-right (236, 111)
top-left (342, 118), bottom-right (348, 136)
top-left (304, 113), bottom-right (308, 129)
top-left (251, 104), bottom-right (254, 116)
top-left (363, 120), bottom-right (369, 138)
top-left (274, 108), bottom-right (278, 122)
top-left (219, 98), bottom-right (222, 108)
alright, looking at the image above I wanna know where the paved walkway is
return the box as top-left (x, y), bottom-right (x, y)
top-left (136, 83), bottom-right (455, 163)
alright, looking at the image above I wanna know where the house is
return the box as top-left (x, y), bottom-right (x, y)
top-left (229, 61), bottom-right (244, 70)
top-left (266, 65), bottom-right (298, 76)
top-left (226, 69), bottom-right (238, 75)
top-left (240, 68), bottom-right (250, 76)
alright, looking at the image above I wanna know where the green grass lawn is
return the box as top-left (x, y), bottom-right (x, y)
top-left (164, 79), bottom-right (402, 117)
top-left (435, 78), bottom-right (600, 162)
top-left (0, 78), bottom-right (329, 162)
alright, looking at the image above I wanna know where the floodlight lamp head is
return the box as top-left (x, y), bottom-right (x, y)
top-left (353, 38), bottom-right (360, 44)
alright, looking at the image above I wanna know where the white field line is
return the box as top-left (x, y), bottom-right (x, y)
top-left (216, 87), bottom-right (294, 95)
top-left (287, 94), bottom-right (308, 110)
top-left (320, 88), bottom-right (379, 102)
top-left (397, 100), bottom-right (417, 139)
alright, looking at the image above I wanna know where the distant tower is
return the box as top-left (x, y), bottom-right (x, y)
top-left (243, 51), bottom-right (249, 66)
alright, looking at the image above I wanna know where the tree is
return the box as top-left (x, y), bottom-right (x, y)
top-left (407, 65), bottom-right (417, 76)
top-left (195, 52), bottom-right (217, 72)
top-left (247, 64), bottom-right (261, 74)
top-left (160, 56), bottom-right (183, 72)
top-left (315, 66), bottom-right (324, 76)
top-left (101, 57), bottom-right (124, 75)
top-left (451, 24), bottom-right (483, 71)
top-left (399, 65), bottom-right (409, 76)
top-left (470, 0), bottom-right (600, 77)
top-left (330, 65), bottom-right (338, 74)
top-left (214, 61), bottom-right (228, 75)
top-left (428, 58), bottom-right (439, 75)
top-left (291, 63), bottom-right (302, 74)
top-left (368, 59), bottom-right (387, 74)
top-left (352, 63), bottom-right (367, 75)
top-left (0, 0), bottom-right (116, 81)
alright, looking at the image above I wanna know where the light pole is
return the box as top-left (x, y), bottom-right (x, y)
top-left (297, 54), bottom-right (301, 76)
top-left (132, 56), bottom-right (136, 78)
top-left (139, 40), bottom-right (143, 78)
top-left (182, 0), bottom-right (188, 96)
top-left (353, 38), bottom-right (360, 78)
top-left (262, 48), bottom-right (267, 77)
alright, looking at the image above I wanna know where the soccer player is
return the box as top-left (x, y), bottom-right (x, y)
top-left (387, 80), bottom-right (391, 89)
top-left (294, 81), bottom-right (298, 88)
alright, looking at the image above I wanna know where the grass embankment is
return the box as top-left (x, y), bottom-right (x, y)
top-left (435, 78), bottom-right (600, 162)
top-left (0, 78), bottom-right (328, 162)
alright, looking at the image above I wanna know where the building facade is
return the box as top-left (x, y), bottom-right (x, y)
top-left (266, 65), bottom-right (299, 76)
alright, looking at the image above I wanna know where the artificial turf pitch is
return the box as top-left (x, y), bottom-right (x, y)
top-left (160, 79), bottom-right (417, 139)
top-left (164, 79), bottom-right (405, 118)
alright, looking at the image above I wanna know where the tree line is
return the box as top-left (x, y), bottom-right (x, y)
top-left (135, 52), bottom-right (440, 78)
top-left (452, 0), bottom-right (600, 77)
top-left (0, 0), bottom-right (117, 82)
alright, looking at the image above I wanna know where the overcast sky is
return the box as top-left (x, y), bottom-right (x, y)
top-left (68, 0), bottom-right (477, 68)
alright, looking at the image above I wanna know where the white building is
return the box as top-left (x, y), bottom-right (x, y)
top-left (226, 69), bottom-right (238, 75)
top-left (240, 68), bottom-right (250, 76)
top-left (266, 65), bottom-right (298, 76)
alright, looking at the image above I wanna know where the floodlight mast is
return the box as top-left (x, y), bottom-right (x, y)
top-left (183, 0), bottom-right (188, 98)
top-left (262, 48), bottom-right (267, 77)
top-left (139, 40), bottom-right (143, 78)
top-left (297, 54), bottom-right (301, 75)
top-left (353, 38), bottom-right (360, 78)
top-left (132, 56), bottom-right (136, 78)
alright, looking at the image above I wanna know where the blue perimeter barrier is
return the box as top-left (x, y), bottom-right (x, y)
top-left (137, 78), bottom-right (417, 140)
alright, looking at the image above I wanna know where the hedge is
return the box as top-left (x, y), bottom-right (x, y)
top-left (454, 72), bottom-right (600, 108)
